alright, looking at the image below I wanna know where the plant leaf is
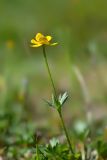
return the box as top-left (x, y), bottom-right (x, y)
top-left (43, 99), bottom-right (55, 108)
top-left (58, 92), bottom-right (68, 106)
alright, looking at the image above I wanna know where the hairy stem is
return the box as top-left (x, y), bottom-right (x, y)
top-left (58, 111), bottom-right (74, 154)
top-left (42, 45), bottom-right (74, 155)
top-left (36, 142), bottom-right (39, 160)
top-left (42, 46), bottom-right (57, 98)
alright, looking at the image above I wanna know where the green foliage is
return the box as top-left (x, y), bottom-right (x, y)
top-left (45, 92), bottom-right (68, 113)
top-left (0, 1), bottom-right (107, 159)
top-left (35, 138), bottom-right (81, 160)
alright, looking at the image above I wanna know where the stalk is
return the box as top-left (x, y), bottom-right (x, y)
top-left (36, 140), bottom-right (39, 160)
top-left (42, 45), bottom-right (74, 155)
top-left (42, 45), bottom-right (57, 98)
top-left (58, 111), bottom-right (74, 154)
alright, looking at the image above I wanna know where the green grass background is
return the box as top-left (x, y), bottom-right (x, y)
top-left (0, 0), bottom-right (107, 125)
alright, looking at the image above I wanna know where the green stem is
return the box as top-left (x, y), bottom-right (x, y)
top-left (42, 45), bottom-right (57, 98)
top-left (58, 111), bottom-right (74, 154)
top-left (36, 142), bottom-right (39, 160)
top-left (42, 45), bottom-right (74, 155)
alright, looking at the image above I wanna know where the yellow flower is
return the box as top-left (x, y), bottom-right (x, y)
top-left (30, 33), bottom-right (58, 47)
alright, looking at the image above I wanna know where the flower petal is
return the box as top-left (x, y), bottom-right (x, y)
top-left (46, 36), bottom-right (52, 42)
top-left (35, 33), bottom-right (44, 41)
top-left (31, 39), bottom-right (39, 44)
top-left (31, 44), bottom-right (42, 47)
top-left (50, 42), bottom-right (58, 46)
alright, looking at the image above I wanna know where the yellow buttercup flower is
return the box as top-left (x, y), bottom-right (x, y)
top-left (31, 33), bottom-right (58, 47)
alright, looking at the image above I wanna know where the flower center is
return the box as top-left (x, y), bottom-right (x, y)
top-left (39, 37), bottom-right (49, 44)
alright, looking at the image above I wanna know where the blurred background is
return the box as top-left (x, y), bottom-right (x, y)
top-left (0, 0), bottom-right (107, 145)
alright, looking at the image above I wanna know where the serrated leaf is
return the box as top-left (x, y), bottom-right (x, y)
top-left (49, 138), bottom-right (59, 148)
top-left (51, 94), bottom-right (62, 113)
top-left (58, 92), bottom-right (68, 106)
top-left (52, 94), bottom-right (60, 108)
top-left (43, 99), bottom-right (55, 108)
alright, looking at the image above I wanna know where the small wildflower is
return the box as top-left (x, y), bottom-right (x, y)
top-left (30, 33), bottom-right (58, 47)
top-left (30, 33), bottom-right (74, 154)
